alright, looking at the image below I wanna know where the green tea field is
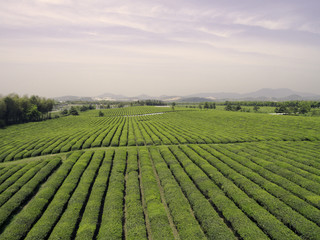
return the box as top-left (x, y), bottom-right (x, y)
top-left (0, 107), bottom-right (320, 239)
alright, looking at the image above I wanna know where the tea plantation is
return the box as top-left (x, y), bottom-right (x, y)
top-left (0, 106), bottom-right (320, 239)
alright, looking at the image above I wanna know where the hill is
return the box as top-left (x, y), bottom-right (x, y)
top-left (54, 88), bottom-right (320, 102)
top-left (1, 107), bottom-right (320, 239)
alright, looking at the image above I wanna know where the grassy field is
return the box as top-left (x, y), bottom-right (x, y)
top-left (0, 106), bottom-right (320, 239)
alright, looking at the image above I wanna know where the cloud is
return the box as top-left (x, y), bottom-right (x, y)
top-left (34, 0), bottom-right (72, 5)
top-left (0, 0), bottom-right (320, 96)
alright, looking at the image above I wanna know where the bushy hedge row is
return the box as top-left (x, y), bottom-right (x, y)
top-left (25, 151), bottom-right (92, 239)
top-left (0, 158), bottom-right (61, 230)
top-left (138, 147), bottom-right (174, 240)
top-left (159, 145), bottom-right (237, 240)
top-left (250, 143), bottom-right (320, 183)
top-left (22, 138), bottom-right (47, 158)
top-left (91, 118), bottom-right (118, 148)
top-left (2, 139), bottom-right (43, 161)
top-left (131, 118), bottom-right (145, 146)
top-left (76, 150), bottom-right (114, 239)
top-left (135, 121), bottom-right (153, 145)
top-left (70, 130), bottom-right (94, 151)
top-left (0, 166), bottom-right (8, 176)
top-left (185, 145), bottom-right (301, 240)
top-left (14, 141), bottom-right (40, 160)
top-left (216, 144), bottom-right (320, 225)
top-left (41, 135), bottom-right (70, 155)
top-left (166, 145), bottom-right (270, 240)
top-left (0, 145), bottom-right (16, 162)
top-left (125, 148), bottom-right (148, 240)
top-left (2, 107), bottom-right (320, 161)
top-left (158, 120), bottom-right (198, 144)
top-left (110, 119), bottom-right (126, 147)
top-left (148, 121), bottom-right (179, 144)
top-left (260, 142), bottom-right (320, 178)
top-left (49, 151), bottom-right (104, 239)
top-left (0, 161), bottom-right (46, 207)
top-left (0, 164), bottom-right (26, 186)
top-left (101, 118), bottom-right (123, 147)
top-left (97, 149), bottom-right (126, 239)
top-left (30, 136), bottom-right (60, 157)
top-left (149, 147), bottom-right (207, 240)
top-left (127, 118), bottom-right (136, 146)
top-left (140, 122), bottom-right (162, 145)
top-left (119, 118), bottom-right (129, 146)
top-left (198, 145), bottom-right (320, 240)
top-left (82, 128), bottom-right (107, 149)
top-left (60, 131), bottom-right (90, 152)
top-left (269, 142), bottom-right (320, 166)
top-left (242, 144), bottom-right (320, 195)
top-left (0, 152), bottom-right (82, 240)
top-left (279, 141), bottom-right (320, 158)
top-left (147, 122), bottom-right (172, 145)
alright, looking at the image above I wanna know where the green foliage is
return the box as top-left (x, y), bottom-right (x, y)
top-left (171, 102), bottom-right (176, 111)
top-left (76, 150), bottom-right (113, 240)
top-left (0, 106), bottom-right (320, 239)
top-left (69, 106), bottom-right (79, 116)
top-left (125, 149), bottom-right (148, 240)
top-left (60, 108), bottom-right (68, 115)
top-left (98, 110), bottom-right (104, 117)
top-left (97, 149), bottom-right (126, 240)
top-left (0, 94), bottom-right (54, 126)
top-left (139, 147), bottom-right (174, 240)
top-left (0, 158), bottom-right (61, 231)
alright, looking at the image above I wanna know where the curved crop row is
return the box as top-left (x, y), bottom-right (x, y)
top-left (25, 151), bottom-right (92, 239)
top-left (0, 152), bottom-right (83, 240)
top-left (194, 145), bottom-right (320, 240)
top-left (0, 158), bottom-right (61, 230)
top-left (138, 147), bottom-right (174, 240)
top-left (97, 148), bottom-right (126, 239)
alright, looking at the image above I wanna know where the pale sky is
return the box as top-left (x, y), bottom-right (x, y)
top-left (1, 0), bottom-right (320, 97)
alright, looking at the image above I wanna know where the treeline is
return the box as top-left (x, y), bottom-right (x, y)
top-left (0, 94), bottom-right (55, 127)
top-left (134, 100), bottom-right (166, 106)
top-left (274, 101), bottom-right (312, 114)
top-left (221, 100), bottom-right (320, 108)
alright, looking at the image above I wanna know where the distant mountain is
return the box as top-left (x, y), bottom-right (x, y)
top-left (178, 97), bottom-right (215, 103)
top-left (54, 88), bottom-right (320, 102)
top-left (185, 92), bottom-right (242, 99)
top-left (242, 88), bottom-right (317, 99)
top-left (184, 88), bottom-right (320, 101)
top-left (95, 93), bottom-right (127, 100)
top-left (54, 96), bottom-right (94, 102)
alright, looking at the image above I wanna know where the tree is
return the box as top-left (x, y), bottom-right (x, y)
top-left (225, 102), bottom-right (233, 111)
top-left (118, 103), bottom-right (124, 108)
top-left (61, 109), bottom-right (69, 116)
top-left (210, 103), bottom-right (216, 109)
top-left (235, 103), bottom-right (241, 111)
top-left (69, 106), bottom-right (79, 116)
top-left (275, 105), bottom-right (287, 113)
top-left (0, 94), bottom-right (55, 126)
top-left (204, 102), bottom-right (209, 110)
top-left (27, 105), bottom-right (41, 121)
top-left (171, 102), bottom-right (176, 111)
top-left (299, 102), bottom-right (311, 114)
top-left (80, 105), bottom-right (88, 112)
top-left (198, 104), bottom-right (202, 110)
top-left (98, 110), bottom-right (104, 117)
top-left (253, 105), bottom-right (260, 112)
top-left (0, 99), bottom-right (6, 128)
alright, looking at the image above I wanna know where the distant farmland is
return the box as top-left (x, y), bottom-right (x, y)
top-left (0, 106), bottom-right (320, 239)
